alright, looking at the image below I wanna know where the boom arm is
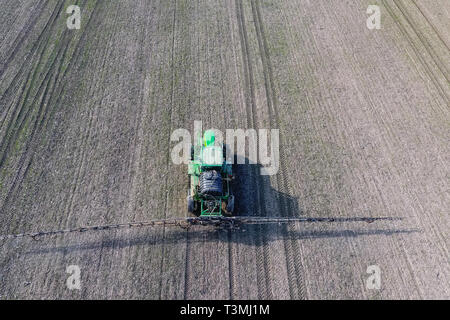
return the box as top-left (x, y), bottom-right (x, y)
top-left (0, 216), bottom-right (399, 241)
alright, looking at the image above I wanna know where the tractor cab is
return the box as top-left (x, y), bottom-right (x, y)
top-left (187, 130), bottom-right (234, 217)
top-left (199, 129), bottom-right (222, 166)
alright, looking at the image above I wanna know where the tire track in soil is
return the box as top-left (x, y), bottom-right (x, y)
top-left (0, 1), bottom-right (80, 219)
top-left (219, 2), bottom-right (237, 299)
top-left (210, 0), bottom-right (240, 300)
top-left (0, 0), bottom-right (103, 296)
top-left (0, 0), bottom-right (46, 78)
top-left (322, 2), bottom-right (434, 299)
top-left (120, 1), bottom-right (163, 294)
top-left (0, 0), bottom-right (26, 46)
top-left (0, 0), bottom-right (46, 111)
top-left (225, 0), bottom-right (251, 300)
top-left (0, 0), bottom-right (64, 132)
top-left (181, 0), bottom-right (198, 299)
top-left (35, 0), bottom-right (87, 132)
top-left (382, 0), bottom-right (450, 103)
top-left (0, 54), bottom-right (60, 220)
top-left (411, 0), bottom-right (450, 52)
top-left (227, 231), bottom-right (235, 299)
top-left (0, 1), bottom-right (65, 168)
top-left (62, 0), bottom-right (121, 229)
top-left (29, 0), bottom-right (103, 229)
top-left (382, 0), bottom-right (449, 261)
top-left (0, 2), bottom-right (79, 203)
top-left (183, 229), bottom-right (190, 299)
top-left (250, 0), bottom-right (306, 300)
top-left (43, 0), bottom-right (124, 297)
top-left (183, 138), bottom-right (191, 299)
top-left (235, 0), bottom-right (272, 300)
top-left (158, 0), bottom-right (177, 301)
top-left (396, 0), bottom-right (450, 78)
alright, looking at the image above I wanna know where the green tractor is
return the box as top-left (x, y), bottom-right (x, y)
top-left (187, 130), bottom-right (234, 217)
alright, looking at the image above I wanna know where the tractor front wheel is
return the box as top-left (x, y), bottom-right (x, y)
top-left (226, 195), bottom-right (235, 216)
top-left (187, 196), bottom-right (196, 214)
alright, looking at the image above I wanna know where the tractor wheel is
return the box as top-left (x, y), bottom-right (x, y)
top-left (187, 196), bottom-right (195, 214)
top-left (226, 195), bottom-right (235, 215)
top-left (222, 144), bottom-right (227, 160)
top-left (222, 201), bottom-right (231, 216)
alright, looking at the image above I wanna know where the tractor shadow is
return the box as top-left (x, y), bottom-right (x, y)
top-left (26, 162), bottom-right (416, 255)
top-left (232, 161), bottom-right (299, 218)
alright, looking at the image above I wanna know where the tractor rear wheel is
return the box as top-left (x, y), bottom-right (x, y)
top-left (226, 195), bottom-right (235, 215)
top-left (187, 196), bottom-right (195, 214)
top-left (222, 144), bottom-right (227, 160)
top-left (188, 175), bottom-right (200, 216)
